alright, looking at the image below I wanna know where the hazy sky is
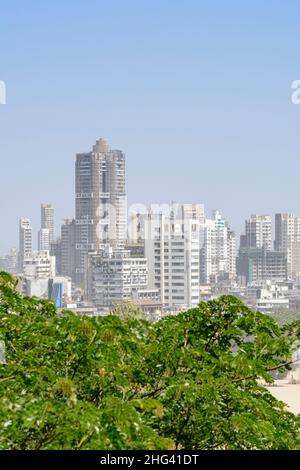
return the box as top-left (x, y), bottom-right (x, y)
top-left (1, 0), bottom-right (300, 254)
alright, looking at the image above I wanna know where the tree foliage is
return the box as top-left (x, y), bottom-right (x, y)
top-left (0, 272), bottom-right (300, 450)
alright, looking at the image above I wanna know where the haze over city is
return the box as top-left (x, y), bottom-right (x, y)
top-left (1, 1), bottom-right (300, 254)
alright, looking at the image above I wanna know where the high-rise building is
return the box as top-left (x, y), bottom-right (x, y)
top-left (201, 211), bottom-right (236, 284)
top-left (61, 219), bottom-right (76, 281)
top-left (241, 215), bottom-right (272, 250)
top-left (86, 248), bottom-right (148, 308)
top-left (38, 228), bottom-right (50, 251)
top-left (274, 213), bottom-right (300, 279)
top-left (41, 204), bottom-right (55, 242)
top-left (18, 218), bottom-right (33, 272)
top-left (50, 239), bottom-right (62, 275)
top-left (237, 247), bottom-right (287, 284)
top-left (143, 207), bottom-right (201, 310)
top-left (75, 138), bottom-right (127, 285)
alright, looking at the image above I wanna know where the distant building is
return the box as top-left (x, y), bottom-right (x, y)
top-left (125, 242), bottom-right (145, 258)
top-left (75, 138), bottom-right (127, 285)
top-left (86, 248), bottom-right (148, 308)
top-left (237, 247), bottom-right (287, 284)
top-left (38, 228), bottom-right (50, 251)
top-left (275, 213), bottom-right (300, 279)
top-left (49, 276), bottom-right (72, 308)
top-left (24, 275), bottom-right (72, 304)
top-left (201, 210), bottom-right (236, 284)
top-left (61, 219), bottom-right (76, 281)
top-left (241, 214), bottom-right (272, 250)
top-left (18, 219), bottom-right (33, 272)
top-left (130, 289), bottom-right (162, 315)
top-left (23, 250), bottom-right (56, 279)
top-left (50, 239), bottom-right (62, 275)
top-left (41, 204), bottom-right (55, 243)
top-left (0, 248), bottom-right (18, 275)
top-left (143, 207), bottom-right (201, 310)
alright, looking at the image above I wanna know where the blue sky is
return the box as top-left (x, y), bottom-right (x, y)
top-left (1, 0), bottom-right (300, 253)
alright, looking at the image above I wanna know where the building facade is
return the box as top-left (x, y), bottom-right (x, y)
top-left (86, 249), bottom-right (148, 308)
top-left (60, 219), bottom-right (76, 281)
top-left (143, 208), bottom-right (201, 310)
top-left (201, 210), bottom-right (236, 284)
top-left (38, 228), bottom-right (50, 251)
top-left (41, 204), bottom-right (55, 243)
top-left (0, 248), bottom-right (18, 275)
top-left (241, 214), bottom-right (272, 250)
top-left (18, 218), bottom-right (33, 273)
top-left (75, 138), bottom-right (127, 285)
top-left (237, 247), bottom-right (287, 284)
top-left (274, 213), bottom-right (300, 279)
top-left (23, 250), bottom-right (56, 279)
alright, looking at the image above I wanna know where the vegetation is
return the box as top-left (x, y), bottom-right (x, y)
top-left (1, 271), bottom-right (300, 450)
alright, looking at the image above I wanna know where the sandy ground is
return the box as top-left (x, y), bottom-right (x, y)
top-left (267, 380), bottom-right (300, 415)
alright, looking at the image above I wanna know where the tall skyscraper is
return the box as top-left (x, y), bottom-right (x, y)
top-left (143, 206), bottom-right (202, 310)
top-left (75, 138), bottom-right (127, 285)
top-left (41, 204), bottom-right (55, 243)
top-left (274, 213), bottom-right (300, 279)
top-left (18, 218), bottom-right (33, 272)
top-left (241, 214), bottom-right (272, 250)
top-left (201, 210), bottom-right (236, 284)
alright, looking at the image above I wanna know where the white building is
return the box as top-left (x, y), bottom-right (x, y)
top-left (242, 214), bottom-right (272, 250)
top-left (86, 248), bottom-right (148, 308)
top-left (0, 248), bottom-right (18, 275)
top-left (143, 207), bottom-right (201, 310)
top-left (41, 204), bottom-right (55, 243)
top-left (201, 210), bottom-right (236, 284)
top-left (25, 275), bottom-right (72, 302)
top-left (23, 250), bottom-right (56, 279)
top-left (38, 228), bottom-right (50, 251)
top-left (275, 213), bottom-right (300, 279)
top-left (18, 218), bottom-right (33, 272)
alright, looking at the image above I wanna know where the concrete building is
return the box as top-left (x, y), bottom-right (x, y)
top-left (130, 289), bottom-right (162, 315)
top-left (49, 276), bottom-right (72, 307)
top-left (201, 211), bottom-right (236, 284)
top-left (240, 214), bottom-right (272, 250)
top-left (86, 249), bottom-right (148, 308)
top-left (50, 239), bottom-right (62, 275)
top-left (75, 138), bottom-right (127, 285)
top-left (0, 248), bottom-right (18, 275)
top-left (237, 247), bottom-right (287, 285)
top-left (61, 219), bottom-right (76, 281)
top-left (24, 275), bottom-right (72, 304)
top-left (18, 218), bottom-right (33, 272)
top-left (143, 208), bottom-right (201, 310)
top-left (274, 213), bottom-right (300, 279)
top-left (23, 250), bottom-right (56, 279)
top-left (41, 204), bottom-right (55, 243)
top-left (38, 228), bottom-right (50, 251)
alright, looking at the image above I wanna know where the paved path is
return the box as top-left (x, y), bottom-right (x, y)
top-left (267, 380), bottom-right (300, 415)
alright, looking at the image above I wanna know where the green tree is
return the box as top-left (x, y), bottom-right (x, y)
top-left (0, 272), bottom-right (300, 450)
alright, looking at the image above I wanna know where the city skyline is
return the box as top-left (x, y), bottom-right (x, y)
top-left (2, 2), bottom-right (300, 253)
top-left (1, 135), bottom-right (300, 321)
